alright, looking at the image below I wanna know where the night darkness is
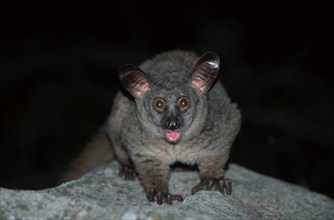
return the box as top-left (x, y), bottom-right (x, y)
top-left (1, 1), bottom-right (333, 198)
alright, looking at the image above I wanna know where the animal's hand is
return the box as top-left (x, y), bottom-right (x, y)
top-left (145, 188), bottom-right (183, 205)
top-left (191, 177), bottom-right (232, 195)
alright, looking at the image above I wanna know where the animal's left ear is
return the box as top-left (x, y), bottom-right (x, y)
top-left (191, 52), bottom-right (220, 96)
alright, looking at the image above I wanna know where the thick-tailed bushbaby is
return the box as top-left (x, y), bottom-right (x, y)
top-left (106, 50), bottom-right (241, 205)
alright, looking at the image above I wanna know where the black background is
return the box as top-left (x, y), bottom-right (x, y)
top-left (1, 0), bottom-right (333, 198)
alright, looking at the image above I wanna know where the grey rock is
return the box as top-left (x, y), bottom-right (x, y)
top-left (1, 162), bottom-right (333, 219)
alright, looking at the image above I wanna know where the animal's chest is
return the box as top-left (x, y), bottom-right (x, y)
top-left (138, 138), bottom-right (200, 165)
top-left (166, 139), bottom-right (207, 165)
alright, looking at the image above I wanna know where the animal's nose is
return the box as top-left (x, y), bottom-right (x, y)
top-left (165, 117), bottom-right (180, 130)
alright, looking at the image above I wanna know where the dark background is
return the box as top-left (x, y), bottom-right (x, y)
top-left (1, 1), bottom-right (333, 198)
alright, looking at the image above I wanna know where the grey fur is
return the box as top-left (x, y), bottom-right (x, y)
top-left (105, 50), bottom-right (241, 204)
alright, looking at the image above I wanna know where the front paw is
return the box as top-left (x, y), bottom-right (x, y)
top-left (145, 188), bottom-right (183, 205)
top-left (191, 177), bottom-right (232, 196)
top-left (118, 165), bottom-right (137, 180)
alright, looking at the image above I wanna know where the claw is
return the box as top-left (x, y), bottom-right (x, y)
top-left (145, 188), bottom-right (183, 205)
top-left (191, 177), bottom-right (232, 195)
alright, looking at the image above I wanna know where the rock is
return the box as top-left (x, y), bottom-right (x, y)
top-left (1, 162), bottom-right (334, 219)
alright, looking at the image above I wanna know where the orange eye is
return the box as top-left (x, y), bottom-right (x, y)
top-left (153, 98), bottom-right (166, 111)
top-left (178, 97), bottom-right (190, 110)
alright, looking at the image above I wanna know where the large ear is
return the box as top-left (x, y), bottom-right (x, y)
top-left (191, 52), bottom-right (220, 96)
top-left (118, 64), bottom-right (150, 99)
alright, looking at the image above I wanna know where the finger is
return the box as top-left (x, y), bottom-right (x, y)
top-left (145, 188), bottom-right (155, 202)
top-left (157, 191), bottom-right (163, 205)
top-left (191, 184), bottom-right (203, 195)
top-left (225, 179), bottom-right (232, 195)
top-left (166, 194), bottom-right (172, 205)
top-left (171, 194), bottom-right (184, 202)
top-left (206, 180), bottom-right (214, 190)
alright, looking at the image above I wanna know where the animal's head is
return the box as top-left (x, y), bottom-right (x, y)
top-left (118, 52), bottom-right (220, 143)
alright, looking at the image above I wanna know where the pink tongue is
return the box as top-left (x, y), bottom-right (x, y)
top-left (165, 131), bottom-right (182, 142)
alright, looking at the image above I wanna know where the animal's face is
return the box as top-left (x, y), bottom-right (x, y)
top-left (118, 52), bottom-right (220, 143)
top-left (141, 86), bottom-right (200, 143)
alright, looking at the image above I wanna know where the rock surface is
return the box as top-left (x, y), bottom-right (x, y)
top-left (1, 162), bottom-right (334, 219)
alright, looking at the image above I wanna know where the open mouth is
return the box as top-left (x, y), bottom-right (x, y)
top-left (165, 130), bottom-right (182, 143)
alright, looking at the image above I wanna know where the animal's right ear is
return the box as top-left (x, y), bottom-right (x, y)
top-left (118, 64), bottom-right (150, 99)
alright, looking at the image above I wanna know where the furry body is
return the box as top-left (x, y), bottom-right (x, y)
top-left (105, 51), bottom-right (241, 204)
